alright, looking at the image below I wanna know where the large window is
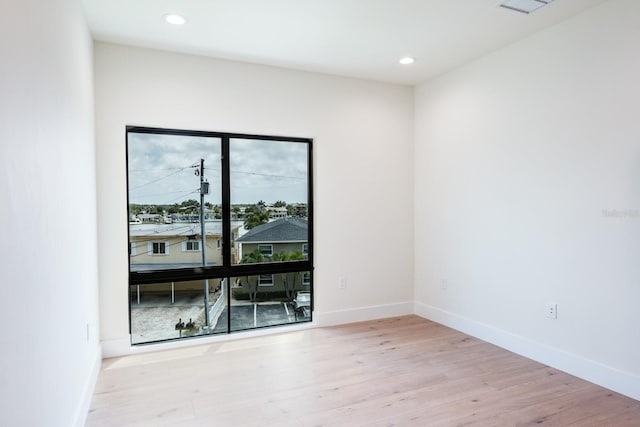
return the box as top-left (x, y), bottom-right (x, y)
top-left (127, 127), bottom-right (313, 344)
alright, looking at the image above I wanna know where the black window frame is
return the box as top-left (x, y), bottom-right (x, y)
top-left (126, 126), bottom-right (314, 336)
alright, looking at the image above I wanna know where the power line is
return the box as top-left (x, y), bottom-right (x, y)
top-left (129, 166), bottom-right (193, 191)
top-left (129, 224), bottom-right (194, 235)
top-left (230, 169), bottom-right (305, 180)
top-left (129, 166), bottom-right (191, 173)
top-left (128, 189), bottom-right (192, 199)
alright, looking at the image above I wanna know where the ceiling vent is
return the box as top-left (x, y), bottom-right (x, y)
top-left (500, 0), bottom-right (555, 14)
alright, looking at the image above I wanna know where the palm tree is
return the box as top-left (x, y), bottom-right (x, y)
top-left (240, 249), bottom-right (265, 302)
top-left (272, 251), bottom-right (306, 300)
top-left (232, 206), bottom-right (241, 219)
top-left (243, 210), bottom-right (269, 230)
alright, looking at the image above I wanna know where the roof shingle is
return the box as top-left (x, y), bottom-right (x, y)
top-left (237, 217), bottom-right (308, 243)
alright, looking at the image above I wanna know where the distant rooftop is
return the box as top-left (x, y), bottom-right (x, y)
top-left (129, 221), bottom-right (235, 237)
top-left (237, 217), bottom-right (307, 243)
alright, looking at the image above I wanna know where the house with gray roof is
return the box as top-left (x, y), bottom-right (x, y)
top-left (236, 217), bottom-right (308, 260)
top-left (234, 217), bottom-right (310, 301)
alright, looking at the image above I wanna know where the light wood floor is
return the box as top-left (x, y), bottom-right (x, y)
top-left (86, 316), bottom-right (640, 426)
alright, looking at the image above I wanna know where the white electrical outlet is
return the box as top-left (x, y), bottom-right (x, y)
top-left (546, 303), bottom-right (557, 319)
top-left (339, 276), bottom-right (347, 290)
top-left (441, 278), bottom-right (448, 290)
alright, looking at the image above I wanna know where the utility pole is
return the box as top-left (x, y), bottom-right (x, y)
top-left (199, 158), bottom-right (211, 329)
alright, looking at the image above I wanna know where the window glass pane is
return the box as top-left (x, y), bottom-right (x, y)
top-left (228, 271), bottom-right (311, 331)
top-left (129, 278), bottom-right (227, 344)
top-left (128, 133), bottom-right (222, 272)
top-left (230, 138), bottom-right (309, 266)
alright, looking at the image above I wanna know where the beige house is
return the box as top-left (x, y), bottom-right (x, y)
top-left (129, 222), bottom-right (223, 271)
top-left (129, 222), bottom-right (224, 296)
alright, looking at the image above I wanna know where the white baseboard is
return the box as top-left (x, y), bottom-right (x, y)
top-left (96, 301), bottom-right (639, 401)
top-left (103, 303), bottom-right (413, 357)
top-left (414, 301), bottom-right (640, 402)
top-left (73, 345), bottom-right (102, 427)
top-left (130, 321), bottom-right (317, 355)
top-left (314, 301), bottom-right (414, 327)
top-left (101, 335), bottom-right (132, 358)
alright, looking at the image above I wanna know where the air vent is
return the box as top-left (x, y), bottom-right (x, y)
top-left (500, 0), bottom-right (555, 14)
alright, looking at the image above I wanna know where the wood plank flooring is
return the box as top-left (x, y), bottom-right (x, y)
top-left (86, 316), bottom-right (640, 426)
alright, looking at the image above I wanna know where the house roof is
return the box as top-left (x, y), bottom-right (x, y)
top-left (237, 217), bottom-right (308, 243)
top-left (129, 222), bottom-right (223, 237)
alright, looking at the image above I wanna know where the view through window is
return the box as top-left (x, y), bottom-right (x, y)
top-left (127, 127), bottom-right (313, 344)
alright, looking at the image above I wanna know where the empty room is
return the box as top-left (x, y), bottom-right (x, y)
top-left (1, 0), bottom-right (639, 426)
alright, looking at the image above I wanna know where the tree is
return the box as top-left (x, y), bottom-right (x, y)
top-left (240, 249), bottom-right (267, 302)
top-left (213, 205), bottom-right (221, 219)
top-left (129, 204), bottom-right (143, 215)
top-left (286, 204), bottom-right (295, 217)
top-left (273, 200), bottom-right (287, 208)
top-left (272, 251), bottom-right (306, 300)
top-left (244, 209), bottom-right (269, 230)
top-left (181, 199), bottom-right (200, 208)
top-left (179, 199), bottom-right (200, 214)
top-left (294, 204), bottom-right (308, 218)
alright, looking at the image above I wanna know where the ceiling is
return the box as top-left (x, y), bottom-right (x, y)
top-left (82, 0), bottom-right (609, 85)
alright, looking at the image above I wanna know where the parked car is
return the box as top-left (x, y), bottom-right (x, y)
top-left (293, 291), bottom-right (311, 318)
top-left (293, 291), bottom-right (310, 308)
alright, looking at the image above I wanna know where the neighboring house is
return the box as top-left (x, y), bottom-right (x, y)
top-left (129, 222), bottom-right (225, 296)
top-left (129, 222), bottom-right (223, 271)
top-left (234, 217), bottom-right (310, 301)
top-left (137, 213), bottom-right (163, 224)
top-left (266, 206), bottom-right (287, 219)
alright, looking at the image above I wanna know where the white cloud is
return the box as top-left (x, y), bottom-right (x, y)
top-left (128, 132), bottom-right (309, 205)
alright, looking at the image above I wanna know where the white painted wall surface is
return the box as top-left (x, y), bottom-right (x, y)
top-left (0, 1), bottom-right (100, 426)
top-left (414, 0), bottom-right (640, 399)
top-left (94, 43), bottom-right (415, 353)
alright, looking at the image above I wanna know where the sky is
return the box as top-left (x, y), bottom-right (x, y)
top-left (127, 132), bottom-right (309, 206)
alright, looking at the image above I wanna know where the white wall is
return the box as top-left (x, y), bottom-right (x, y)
top-left (94, 43), bottom-right (415, 354)
top-left (414, 0), bottom-right (640, 399)
top-left (0, 1), bottom-right (100, 426)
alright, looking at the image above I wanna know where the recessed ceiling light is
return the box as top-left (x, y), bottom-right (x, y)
top-left (164, 13), bottom-right (186, 25)
top-left (399, 57), bottom-right (415, 65)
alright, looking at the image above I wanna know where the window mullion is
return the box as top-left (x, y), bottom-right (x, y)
top-left (221, 136), bottom-right (231, 333)
top-left (221, 136), bottom-right (231, 267)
